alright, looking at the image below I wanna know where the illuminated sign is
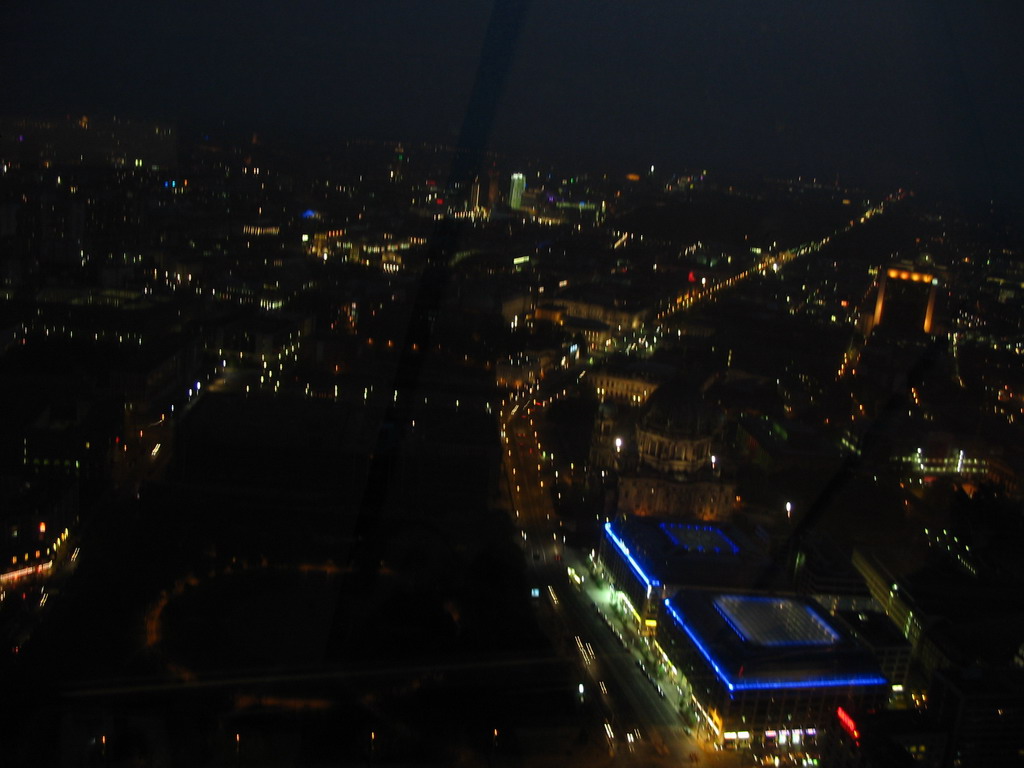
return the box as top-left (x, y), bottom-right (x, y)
top-left (837, 706), bottom-right (860, 744)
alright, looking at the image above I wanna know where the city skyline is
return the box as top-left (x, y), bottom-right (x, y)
top-left (2, 1), bottom-right (1023, 211)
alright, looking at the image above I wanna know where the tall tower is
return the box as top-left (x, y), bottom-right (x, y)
top-left (469, 175), bottom-right (482, 211)
top-left (390, 143), bottom-right (405, 183)
top-left (509, 173), bottom-right (525, 210)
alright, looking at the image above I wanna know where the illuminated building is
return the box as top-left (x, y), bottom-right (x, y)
top-left (615, 380), bottom-right (736, 520)
top-left (390, 143), bottom-right (405, 182)
top-left (304, 229), bottom-right (346, 261)
top-left (0, 114), bottom-right (177, 170)
top-left (241, 223), bottom-right (281, 237)
top-left (495, 353), bottom-right (543, 389)
top-left (660, 590), bottom-right (888, 753)
top-left (509, 173), bottom-right (525, 210)
top-left (0, 475), bottom-right (77, 584)
top-left (548, 291), bottom-right (649, 331)
top-left (589, 364), bottom-right (668, 406)
top-left (821, 706), bottom-right (946, 767)
top-left (870, 261), bottom-right (946, 336)
top-left (597, 517), bottom-right (767, 636)
top-left (469, 175), bottom-right (482, 211)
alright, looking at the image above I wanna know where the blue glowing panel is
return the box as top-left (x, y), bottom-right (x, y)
top-left (713, 595), bottom-right (839, 647)
top-left (660, 522), bottom-right (740, 554)
top-left (604, 522), bottom-right (660, 590)
top-left (664, 598), bottom-right (886, 692)
top-left (302, 209), bottom-right (317, 219)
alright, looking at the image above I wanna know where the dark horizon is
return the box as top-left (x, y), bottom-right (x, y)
top-left (3, 1), bottom-right (1022, 211)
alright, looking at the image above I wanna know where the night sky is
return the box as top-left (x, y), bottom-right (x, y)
top-left (3, 1), bottom-right (1023, 203)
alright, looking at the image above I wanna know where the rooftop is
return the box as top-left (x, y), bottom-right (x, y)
top-left (603, 517), bottom-right (766, 590)
top-left (664, 590), bottom-right (888, 692)
top-left (713, 595), bottom-right (839, 647)
top-left (661, 522), bottom-right (740, 555)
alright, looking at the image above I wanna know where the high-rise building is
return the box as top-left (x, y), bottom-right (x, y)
top-left (870, 259), bottom-right (946, 336)
top-left (469, 175), bottom-right (482, 211)
top-left (390, 143), bottom-right (405, 182)
top-left (509, 173), bottom-right (525, 210)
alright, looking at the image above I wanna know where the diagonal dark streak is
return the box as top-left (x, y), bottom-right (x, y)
top-left (754, 336), bottom-right (945, 590)
top-left (352, 0), bottom-right (532, 557)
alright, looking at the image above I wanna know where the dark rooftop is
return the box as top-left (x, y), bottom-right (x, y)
top-left (604, 516), bottom-right (768, 590)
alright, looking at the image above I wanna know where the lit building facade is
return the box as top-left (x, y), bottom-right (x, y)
top-left (617, 474), bottom-right (735, 520)
top-left (614, 381), bottom-right (736, 519)
top-left (660, 590), bottom-right (888, 754)
top-left (590, 368), bottom-right (663, 406)
top-left (509, 173), bottom-right (525, 210)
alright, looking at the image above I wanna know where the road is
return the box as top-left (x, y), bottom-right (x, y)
top-left (499, 383), bottom-right (741, 766)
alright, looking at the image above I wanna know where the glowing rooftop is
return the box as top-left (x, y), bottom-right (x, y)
top-left (714, 595), bottom-right (839, 647)
top-left (660, 522), bottom-right (740, 554)
top-left (664, 591), bottom-right (888, 692)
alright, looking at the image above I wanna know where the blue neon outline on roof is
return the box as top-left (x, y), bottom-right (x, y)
top-left (803, 603), bottom-right (840, 642)
top-left (712, 595), bottom-right (840, 647)
top-left (664, 599), bottom-right (886, 692)
top-left (714, 599), bottom-right (754, 644)
top-left (604, 522), bottom-right (660, 589)
top-left (659, 522), bottom-right (740, 554)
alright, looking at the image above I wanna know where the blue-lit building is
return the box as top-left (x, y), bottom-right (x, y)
top-left (661, 590), bottom-right (889, 754)
top-left (598, 516), bottom-right (767, 636)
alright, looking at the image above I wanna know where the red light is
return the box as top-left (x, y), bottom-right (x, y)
top-left (837, 706), bottom-right (860, 742)
top-left (436, 198), bottom-right (444, 205)
top-left (115, 436), bottom-right (120, 444)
